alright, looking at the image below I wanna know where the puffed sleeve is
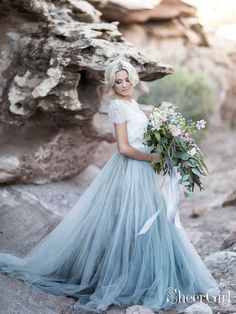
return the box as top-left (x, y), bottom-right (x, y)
top-left (108, 102), bottom-right (128, 124)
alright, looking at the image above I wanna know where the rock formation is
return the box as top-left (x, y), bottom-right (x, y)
top-left (89, 0), bottom-right (208, 47)
top-left (0, 0), bottom-right (173, 184)
top-left (91, 0), bottom-right (236, 127)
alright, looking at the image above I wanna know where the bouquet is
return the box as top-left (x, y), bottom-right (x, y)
top-left (143, 102), bottom-right (208, 197)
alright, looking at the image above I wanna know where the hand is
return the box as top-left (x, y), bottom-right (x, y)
top-left (150, 152), bottom-right (162, 162)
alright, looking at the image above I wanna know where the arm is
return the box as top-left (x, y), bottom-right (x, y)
top-left (114, 122), bottom-right (161, 162)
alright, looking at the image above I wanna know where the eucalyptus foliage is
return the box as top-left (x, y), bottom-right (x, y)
top-left (143, 102), bottom-right (208, 197)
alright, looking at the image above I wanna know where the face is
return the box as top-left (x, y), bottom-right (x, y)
top-left (113, 70), bottom-right (133, 99)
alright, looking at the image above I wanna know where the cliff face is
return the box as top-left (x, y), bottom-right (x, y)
top-left (88, 0), bottom-right (208, 48)
top-left (91, 0), bottom-right (236, 127)
top-left (0, 0), bottom-right (173, 184)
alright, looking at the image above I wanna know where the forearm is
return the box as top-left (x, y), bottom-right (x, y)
top-left (119, 144), bottom-right (153, 162)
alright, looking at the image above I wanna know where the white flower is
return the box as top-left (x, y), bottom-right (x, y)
top-left (150, 121), bottom-right (155, 126)
top-left (196, 119), bottom-right (206, 129)
top-left (169, 124), bottom-right (181, 137)
top-left (188, 147), bottom-right (197, 156)
top-left (151, 111), bottom-right (167, 129)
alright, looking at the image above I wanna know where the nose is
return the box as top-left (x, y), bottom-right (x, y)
top-left (122, 81), bottom-right (128, 88)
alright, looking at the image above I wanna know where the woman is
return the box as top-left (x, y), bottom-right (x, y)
top-left (0, 59), bottom-right (220, 313)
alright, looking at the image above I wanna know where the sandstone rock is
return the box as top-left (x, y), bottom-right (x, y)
top-left (0, 1), bottom-right (172, 125)
top-left (0, 0), bottom-right (173, 184)
top-left (88, 0), bottom-right (161, 13)
top-left (92, 140), bottom-right (116, 168)
top-left (184, 301), bottom-right (212, 314)
top-left (0, 187), bottom-right (61, 254)
top-left (222, 230), bottom-right (236, 250)
top-left (204, 251), bottom-right (236, 277)
top-left (91, 0), bottom-right (207, 49)
top-left (126, 305), bottom-right (155, 314)
top-left (0, 273), bottom-right (75, 314)
top-left (120, 26), bottom-right (236, 128)
top-left (0, 122), bottom-right (101, 184)
top-left (190, 206), bottom-right (211, 218)
top-left (89, 0), bottom-right (196, 23)
top-left (66, 0), bottom-right (102, 23)
top-left (2, 20), bottom-right (162, 123)
top-left (222, 189), bottom-right (236, 207)
top-left (13, 163), bottom-right (100, 217)
top-left (89, 0), bottom-right (209, 58)
top-left (101, 0), bottom-right (236, 130)
top-left (0, 155), bottom-right (21, 184)
top-left (0, 0), bottom-right (102, 23)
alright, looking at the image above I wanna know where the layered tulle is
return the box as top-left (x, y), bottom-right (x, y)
top-left (0, 146), bottom-right (220, 313)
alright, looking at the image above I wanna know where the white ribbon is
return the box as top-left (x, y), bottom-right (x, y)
top-left (136, 167), bottom-right (183, 236)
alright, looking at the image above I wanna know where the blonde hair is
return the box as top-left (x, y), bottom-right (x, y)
top-left (104, 59), bottom-right (139, 91)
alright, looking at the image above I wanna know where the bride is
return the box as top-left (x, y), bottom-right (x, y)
top-left (0, 59), bottom-right (220, 313)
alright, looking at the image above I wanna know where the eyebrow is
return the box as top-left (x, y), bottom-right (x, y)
top-left (115, 78), bottom-right (129, 81)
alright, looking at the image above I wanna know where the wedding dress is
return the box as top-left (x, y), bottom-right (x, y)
top-left (0, 98), bottom-right (220, 313)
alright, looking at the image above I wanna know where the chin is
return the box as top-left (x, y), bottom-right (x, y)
top-left (121, 91), bottom-right (131, 96)
top-left (115, 90), bottom-right (132, 98)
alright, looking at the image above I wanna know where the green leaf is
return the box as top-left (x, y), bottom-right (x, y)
top-left (175, 152), bottom-right (189, 160)
top-left (191, 167), bottom-right (204, 176)
top-left (155, 132), bottom-right (161, 141)
top-left (184, 190), bottom-right (193, 198)
top-left (182, 181), bottom-right (190, 186)
top-left (182, 174), bottom-right (190, 181)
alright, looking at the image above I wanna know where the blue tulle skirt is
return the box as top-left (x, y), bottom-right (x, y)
top-left (0, 146), bottom-right (220, 312)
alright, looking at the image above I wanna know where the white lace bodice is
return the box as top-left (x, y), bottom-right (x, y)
top-left (108, 98), bottom-right (149, 149)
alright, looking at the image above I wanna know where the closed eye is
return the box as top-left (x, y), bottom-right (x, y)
top-left (115, 78), bottom-right (130, 84)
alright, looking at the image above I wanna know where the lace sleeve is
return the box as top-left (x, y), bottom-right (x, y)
top-left (108, 102), bottom-right (128, 124)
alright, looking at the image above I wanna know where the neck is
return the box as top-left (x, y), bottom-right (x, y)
top-left (114, 95), bottom-right (132, 102)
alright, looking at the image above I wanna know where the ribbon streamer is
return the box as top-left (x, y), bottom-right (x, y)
top-left (136, 167), bottom-right (183, 236)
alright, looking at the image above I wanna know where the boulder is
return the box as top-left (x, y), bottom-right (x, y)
top-left (184, 302), bottom-right (212, 314)
top-left (89, 0), bottom-right (196, 23)
top-left (222, 230), bottom-right (236, 250)
top-left (0, 0), bottom-right (173, 184)
top-left (0, 273), bottom-right (74, 314)
top-left (204, 251), bottom-right (236, 278)
top-left (96, 0), bottom-right (236, 128)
